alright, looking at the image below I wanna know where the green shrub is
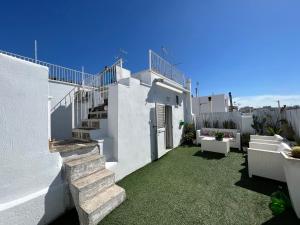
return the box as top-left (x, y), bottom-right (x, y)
top-left (181, 123), bottom-right (196, 145)
top-left (269, 189), bottom-right (291, 215)
top-left (266, 126), bottom-right (282, 136)
top-left (223, 120), bottom-right (236, 129)
top-left (291, 146), bottom-right (300, 159)
top-left (228, 120), bottom-right (237, 129)
top-left (215, 132), bottom-right (224, 141)
top-left (213, 120), bottom-right (219, 128)
top-left (281, 120), bottom-right (295, 141)
top-left (203, 120), bottom-right (211, 128)
top-left (252, 115), bottom-right (267, 135)
top-left (223, 120), bottom-right (229, 129)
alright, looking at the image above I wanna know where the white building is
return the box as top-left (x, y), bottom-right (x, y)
top-left (0, 49), bottom-right (192, 225)
top-left (192, 94), bottom-right (229, 115)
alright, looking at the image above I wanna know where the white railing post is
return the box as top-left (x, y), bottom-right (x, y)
top-left (81, 66), bottom-right (85, 86)
top-left (149, 49), bottom-right (152, 71)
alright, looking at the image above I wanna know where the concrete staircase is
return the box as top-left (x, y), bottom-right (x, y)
top-left (72, 99), bottom-right (108, 141)
top-left (58, 142), bottom-right (125, 225)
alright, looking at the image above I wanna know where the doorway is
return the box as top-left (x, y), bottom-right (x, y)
top-left (165, 105), bottom-right (173, 149)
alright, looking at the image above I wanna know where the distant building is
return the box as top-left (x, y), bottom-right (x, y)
top-left (192, 94), bottom-right (229, 115)
top-left (239, 106), bottom-right (254, 113)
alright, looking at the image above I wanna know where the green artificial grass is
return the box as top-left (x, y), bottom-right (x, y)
top-left (50, 147), bottom-right (299, 225)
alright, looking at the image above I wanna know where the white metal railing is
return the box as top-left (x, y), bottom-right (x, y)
top-left (50, 58), bottom-right (123, 128)
top-left (149, 50), bottom-right (186, 86)
top-left (71, 59), bottom-right (122, 127)
top-left (1, 49), bottom-right (123, 128)
top-left (0, 49), bottom-right (95, 85)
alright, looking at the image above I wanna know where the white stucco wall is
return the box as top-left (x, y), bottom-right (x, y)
top-left (49, 81), bottom-right (79, 140)
top-left (0, 54), bottom-right (70, 225)
top-left (108, 75), bottom-right (186, 180)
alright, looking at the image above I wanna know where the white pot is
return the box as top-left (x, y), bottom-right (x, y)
top-left (281, 151), bottom-right (300, 218)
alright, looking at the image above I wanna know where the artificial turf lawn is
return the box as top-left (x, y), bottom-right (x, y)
top-left (50, 146), bottom-right (299, 225)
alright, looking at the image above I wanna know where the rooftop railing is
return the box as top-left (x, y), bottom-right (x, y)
top-left (0, 49), bottom-right (96, 85)
top-left (149, 50), bottom-right (186, 86)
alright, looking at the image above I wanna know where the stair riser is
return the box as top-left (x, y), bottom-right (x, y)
top-left (88, 112), bottom-right (107, 119)
top-left (81, 120), bottom-right (100, 129)
top-left (81, 190), bottom-right (126, 225)
top-left (76, 174), bottom-right (115, 204)
top-left (66, 159), bottom-right (105, 182)
top-left (62, 146), bottom-right (99, 163)
top-left (72, 131), bottom-right (90, 141)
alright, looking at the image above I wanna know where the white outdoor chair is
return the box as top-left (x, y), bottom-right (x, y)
top-left (248, 141), bottom-right (291, 182)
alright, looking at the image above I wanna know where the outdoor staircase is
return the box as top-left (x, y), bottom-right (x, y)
top-left (58, 142), bottom-right (125, 225)
top-left (72, 99), bottom-right (108, 141)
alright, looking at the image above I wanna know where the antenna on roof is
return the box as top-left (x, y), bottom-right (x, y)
top-left (114, 48), bottom-right (128, 63)
top-left (34, 40), bottom-right (38, 62)
top-left (195, 82), bottom-right (199, 97)
top-left (161, 46), bottom-right (168, 59)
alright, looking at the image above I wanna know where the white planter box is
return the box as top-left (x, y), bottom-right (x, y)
top-left (201, 137), bottom-right (230, 156)
top-left (281, 151), bottom-right (300, 218)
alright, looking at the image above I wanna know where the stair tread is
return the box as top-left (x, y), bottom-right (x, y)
top-left (73, 128), bottom-right (99, 131)
top-left (72, 169), bottom-right (114, 189)
top-left (65, 154), bottom-right (102, 167)
top-left (82, 118), bottom-right (101, 122)
top-left (81, 185), bottom-right (125, 214)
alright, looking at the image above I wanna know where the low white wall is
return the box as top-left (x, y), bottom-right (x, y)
top-left (0, 54), bottom-right (70, 225)
top-left (108, 75), bottom-right (185, 180)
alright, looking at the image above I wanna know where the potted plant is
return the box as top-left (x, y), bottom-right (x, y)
top-left (281, 146), bottom-right (300, 218)
top-left (241, 133), bottom-right (250, 152)
top-left (215, 132), bottom-right (224, 141)
top-left (181, 123), bottom-right (196, 146)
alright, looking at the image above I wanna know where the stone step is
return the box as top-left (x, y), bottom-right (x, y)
top-left (72, 128), bottom-right (101, 141)
top-left (81, 119), bottom-right (101, 129)
top-left (56, 142), bottom-right (99, 163)
top-left (72, 169), bottom-right (115, 204)
top-left (88, 111), bottom-right (107, 119)
top-left (65, 154), bottom-right (105, 182)
top-left (79, 185), bottom-right (126, 225)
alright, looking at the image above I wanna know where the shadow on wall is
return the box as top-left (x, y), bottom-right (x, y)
top-left (51, 104), bottom-right (73, 140)
top-left (38, 171), bottom-right (74, 225)
top-left (146, 82), bottom-right (183, 107)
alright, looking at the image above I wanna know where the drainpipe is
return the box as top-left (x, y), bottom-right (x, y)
top-left (185, 79), bottom-right (193, 123)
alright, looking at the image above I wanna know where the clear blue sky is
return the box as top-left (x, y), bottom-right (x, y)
top-left (1, 0), bottom-right (300, 105)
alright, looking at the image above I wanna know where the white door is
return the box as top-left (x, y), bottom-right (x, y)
top-left (155, 103), bottom-right (166, 158)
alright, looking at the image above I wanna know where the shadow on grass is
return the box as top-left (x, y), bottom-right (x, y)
top-left (234, 152), bottom-right (300, 224)
top-left (49, 209), bottom-right (79, 225)
top-left (193, 150), bottom-right (226, 160)
top-left (261, 209), bottom-right (299, 225)
top-left (235, 152), bottom-right (286, 196)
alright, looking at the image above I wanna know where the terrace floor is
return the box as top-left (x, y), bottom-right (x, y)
top-left (50, 146), bottom-right (299, 225)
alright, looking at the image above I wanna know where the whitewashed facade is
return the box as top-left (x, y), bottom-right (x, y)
top-left (0, 50), bottom-right (192, 225)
